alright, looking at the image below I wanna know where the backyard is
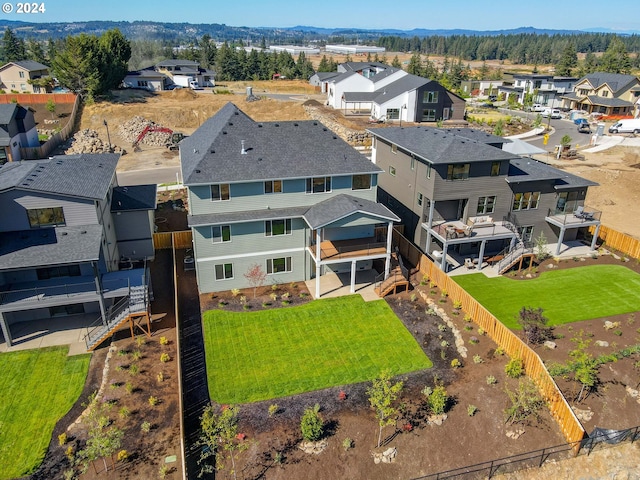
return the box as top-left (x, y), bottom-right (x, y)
top-left (0, 347), bottom-right (90, 479)
top-left (202, 295), bottom-right (433, 404)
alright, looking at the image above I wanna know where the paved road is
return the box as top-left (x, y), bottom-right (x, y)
top-left (117, 166), bottom-right (181, 186)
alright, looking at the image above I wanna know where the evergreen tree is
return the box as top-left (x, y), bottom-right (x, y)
top-left (391, 55), bottom-right (402, 68)
top-left (97, 29), bottom-right (131, 93)
top-left (600, 36), bottom-right (632, 74)
top-left (27, 39), bottom-right (46, 64)
top-left (407, 52), bottom-right (422, 76)
top-left (2, 28), bottom-right (25, 62)
top-left (317, 55), bottom-right (331, 72)
top-left (555, 43), bottom-right (578, 76)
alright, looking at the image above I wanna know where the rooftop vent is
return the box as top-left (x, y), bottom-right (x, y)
top-left (258, 124), bottom-right (263, 128)
top-left (241, 140), bottom-right (247, 155)
top-left (275, 123), bottom-right (279, 127)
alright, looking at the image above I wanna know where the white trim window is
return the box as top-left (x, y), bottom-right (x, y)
top-left (211, 183), bottom-right (230, 201)
top-left (476, 196), bottom-right (496, 215)
top-left (212, 225), bottom-right (231, 243)
top-left (265, 219), bottom-right (292, 236)
top-left (267, 257), bottom-right (292, 274)
top-left (214, 263), bottom-right (233, 280)
top-left (512, 191), bottom-right (540, 211)
top-left (306, 177), bottom-right (331, 194)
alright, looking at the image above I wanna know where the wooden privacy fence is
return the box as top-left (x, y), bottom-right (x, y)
top-left (590, 224), bottom-right (640, 259)
top-left (154, 230), bottom-right (192, 250)
top-left (0, 93), bottom-right (77, 104)
top-left (19, 93), bottom-right (80, 160)
top-left (393, 229), bottom-right (586, 452)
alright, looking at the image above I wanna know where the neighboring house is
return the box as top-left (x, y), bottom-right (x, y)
top-left (561, 73), bottom-right (640, 116)
top-left (460, 79), bottom-right (504, 97)
top-left (180, 102), bottom-right (400, 297)
top-left (0, 103), bottom-right (39, 164)
top-left (325, 63), bottom-right (465, 123)
top-left (122, 67), bottom-right (168, 92)
top-left (367, 126), bottom-right (601, 273)
top-left (0, 60), bottom-right (51, 93)
top-left (497, 74), bottom-right (577, 107)
top-left (0, 154), bottom-right (155, 349)
top-left (309, 72), bottom-right (340, 93)
top-left (111, 184), bottom-right (158, 261)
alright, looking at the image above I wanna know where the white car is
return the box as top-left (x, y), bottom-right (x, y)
top-left (541, 109), bottom-right (561, 119)
top-left (531, 104), bottom-right (545, 112)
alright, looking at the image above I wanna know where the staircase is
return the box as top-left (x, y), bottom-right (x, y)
top-left (495, 225), bottom-right (534, 274)
top-left (84, 287), bottom-right (149, 351)
top-left (374, 248), bottom-right (410, 297)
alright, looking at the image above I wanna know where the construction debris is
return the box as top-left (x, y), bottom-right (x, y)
top-left (64, 129), bottom-right (124, 155)
top-left (118, 116), bottom-right (172, 147)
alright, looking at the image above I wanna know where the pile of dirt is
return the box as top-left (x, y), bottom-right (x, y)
top-left (170, 88), bottom-right (198, 100)
top-left (64, 129), bottom-right (124, 155)
top-left (117, 115), bottom-right (172, 147)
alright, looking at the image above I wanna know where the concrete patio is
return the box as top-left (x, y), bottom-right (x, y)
top-left (305, 269), bottom-right (380, 302)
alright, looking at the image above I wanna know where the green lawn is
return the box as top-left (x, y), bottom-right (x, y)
top-left (0, 347), bottom-right (90, 479)
top-left (203, 295), bottom-right (432, 403)
top-left (454, 264), bottom-right (640, 329)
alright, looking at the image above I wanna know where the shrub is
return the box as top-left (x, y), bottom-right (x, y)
top-left (148, 395), bottom-right (159, 406)
top-left (504, 378), bottom-right (544, 425)
top-left (128, 363), bottom-right (139, 376)
top-left (473, 355), bottom-right (483, 364)
top-left (262, 302), bottom-right (270, 308)
top-left (117, 349), bottom-right (127, 357)
top-left (300, 404), bottom-right (324, 442)
top-left (477, 327), bottom-right (485, 336)
top-left (438, 324), bottom-right (447, 332)
top-left (494, 347), bottom-right (505, 356)
top-left (58, 433), bottom-right (67, 446)
top-left (342, 437), bottom-right (353, 451)
top-left (464, 314), bottom-right (473, 322)
top-left (141, 421), bottom-right (151, 433)
top-left (467, 405), bottom-right (478, 416)
top-left (117, 449), bottom-right (128, 462)
top-left (119, 407), bottom-right (130, 418)
top-left (451, 358), bottom-right (461, 368)
top-left (160, 353), bottom-right (171, 363)
top-left (157, 372), bottom-right (164, 383)
top-left (125, 382), bottom-right (134, 394)
top-left (464, 325), bottom-right (473, 331)
top-left (410, 293), bottom-right (418, 302)
top-left (505, 358), bottom-right (525, 378)
top-left (440, 340), bottom-right (449, 348)
top-left (159, 336), bottom-right (169, 345)
top-left (269, 293), bottom-right (278, 301)
top-left (486, 375), bottom-right (497, 385)
top-left (614, 329), bottom-right (623, 336)
top-left (518, 307), bottom-right (554, 344)
top-left (469, 336), bottom-right (479, 344)
top-left (453, 300), bottom-right (462, 310)
top-left (136, 337), bottom-right (146, 348)
top-left (231, 288), bottom-right (241, 297)
top-left (441, 289), bottom-right (448, 298)
top-left (131, 349), bottom-right (142, 361)
top-left (424, 385), bottom-right (448, 415)
top-left (268, 404), bottom-right (279, 417)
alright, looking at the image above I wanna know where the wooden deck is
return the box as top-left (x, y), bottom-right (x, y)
top-left (316, 237), bottom-right (387, 261)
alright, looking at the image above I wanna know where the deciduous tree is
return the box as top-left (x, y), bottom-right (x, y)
top-left (243, 264), bottom-right (267, 299)
top-left (367, 369), bottom-right (403, 448)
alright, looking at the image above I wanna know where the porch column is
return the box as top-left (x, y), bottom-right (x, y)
top-left (315, 229), bottom-right (322, 299)
top-left (350, 260), bottom-right (357, 294)
top-left (92, 261), bottom-right (108, 327)
top-left (425, 200), bottom-right (435, 254)
top-left (590, 224), bottom-right (601, 251)
top-left (441, 242), bottom-right (449, 272)
top-left (477, 240), bottom-right (487, 271)
top-left (0, 312), bottom-right (12, 348)
top-left (555, 226), bottom-right (567, 256)
top-left (385, 221), bottom-right (393, 278)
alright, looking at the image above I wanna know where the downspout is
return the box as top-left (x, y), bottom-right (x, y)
top-left (92, 261), bottom-right (108, 326)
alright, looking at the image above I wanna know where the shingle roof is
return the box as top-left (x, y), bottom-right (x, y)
top-left (506, 158), bottom-right (598, 189)
top-left (340, 62), bottom-right (389, 72)
top-left (584, 95), bottom-right (633, 108)
top-left (372, 75), bottom-right (430, 104)
top-left (0, 103), bottom-right (18, 125)
top-left (111, 185), bottom-right (157, 212)
top-left (367, 126), bottom-right (518, 164)
top-left (0, 153), bottom-right (119, 199)
top-left (438, 128), bottom-right (512, 145)
top-left (189, 206), bottom-right (308, 227)
top-left (581, 73), bottom-right (638, 94)
top-left (370, 67), bottom-right (404, 82)
top-left (0, 224), bottom-right (103, 270)
top-left (313, 72), bottom-right (340, 81)
top-left (10, 60), bottom-right (49, 71)
top-left (156, 59), bottom-right (199, 67)
top-left (180, 103), bottom-right (382, 185)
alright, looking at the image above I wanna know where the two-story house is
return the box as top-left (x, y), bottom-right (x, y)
top-left (561, 73), bottom-right (640, 116)
top-left (0, 154), bottom-right (156, 350)
top-left (181, 102), bottom-right (399, 298)
top-left (368, 126), bottom-right (600, 273)
top-left (498, 74), bottom-right (577, 107)
top-left (0, 60), bottom-right (51, 94)
top-left (0, 103), bottom-right (39, 163)
top-left (123, 59), bottom-right (216, 91)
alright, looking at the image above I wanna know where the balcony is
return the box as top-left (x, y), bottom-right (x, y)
top-left (308, 237), bottom-right (388, 262)
top-left (545, 206), bottom-right (601, 227)
top-left (426, 219), bottom-right (517, 244)
top-left (0, 269), bottom-right (147, 312)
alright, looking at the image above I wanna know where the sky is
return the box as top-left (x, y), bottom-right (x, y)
top-left (2, 0), bottom-right (639, 33)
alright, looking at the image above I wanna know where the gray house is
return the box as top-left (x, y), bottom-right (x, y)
top-left (368, 126), bottom-right (601, 272)
top-left (111, 184), bottom-right (157, 261)
top-left (0, 103), bottom-right (39, 164)
top-left (181, 102), bottom-right (400, 297)
top-left (0, 154), bottom-right (155, 350)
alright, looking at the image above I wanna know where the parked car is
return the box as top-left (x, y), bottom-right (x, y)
top-left (542, 108), bottom-right (561, 119)
top-left (577, 120), bottom-right (591, 134)
top-left (530, 104), bottom-right (545, 112)
top-left (608, 119), bottom-right (640, 134)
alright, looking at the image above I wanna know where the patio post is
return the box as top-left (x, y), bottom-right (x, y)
top-left (315, 229), bottom-right (322, 298)
top-left (350, 260), bottom-right (357, 294)
top-left (441, 242), bottom-right (449, 272)
top-left (555, 226), bottom-right (566, 256)
top-left (0, 312), bottom-right (12, 347)
top-left (385, 221), bottom-right (393, 278)
top-left (92, 261), bottom-right (108, 327)
top-left (477, 240), bottom-right (487, 271)
top-left (590, 224), bottom-right (601, 251)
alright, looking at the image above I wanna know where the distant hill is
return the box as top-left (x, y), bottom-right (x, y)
top-left (0, 19), bottom-right (636, 42)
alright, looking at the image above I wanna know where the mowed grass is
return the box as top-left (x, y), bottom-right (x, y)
top-left (0, 347), bottom-right (90, 479)
top-left (454, 264), bottom-right (640, 329)
top-left (203, 295), bottom-right (432, 404)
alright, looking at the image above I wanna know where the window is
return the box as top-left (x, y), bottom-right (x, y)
top-left (37, 265), bottom-right (81, 280)
top-left (27, 207), bottom-right (65, 228)
top-left (417, 193), bottom-right (423, 206)
top-left (212, 225), bottom-right (231, 243)
top-left (137, 80), bottom-right (148, 87)
top-left (517, 226), bottom-right (534, 243)
top-left (476, 196), bottom-right (496, 214)
top-left (306, 177), bottom-right (331, 193)
top-left (601, 90), bottom-right (609, 97)
top-left (18, 71), bottom-right (24, 78)
top-left (352, 174), bottom-right (371, 190)
top-left (423, 91), bottom-right (439, 103)
top-left (422, 109), bottom-right (436, 121)
top-left (214, 263), bottom-right (233, 280)
top-left (267, 257), bottom-right (292, 274)
top-left (211, 184), bottom-right (230, 201)
top-left (426, 163), bottom-right (431, 179)
top-left (490, 161), bottom-right (501, 176)
top-left (446, 163), bottom-right (470, 181)
top-left (386, 108), bottom-right (400, 120)
top-left (389, 166), bottom-right (396, 176)
top-left (391, 143), bottom-right (397, 154)
top-left (512, 191), bottom-right (540, 211)
top-left (265, 219), bottom-right (291, 236)
top-left (264, 180), bottom-right (282, 194)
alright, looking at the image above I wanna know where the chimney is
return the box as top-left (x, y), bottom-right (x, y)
top-left (241, 140), bottom-right (247, 155)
